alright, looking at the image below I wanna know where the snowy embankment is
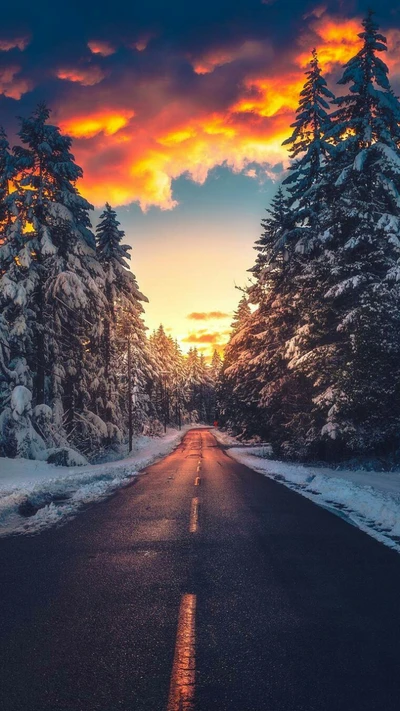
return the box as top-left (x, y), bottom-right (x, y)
top-left (213, 431), bottom-right (400, 553)
top-left (0, 425), bottom-right (199, 537)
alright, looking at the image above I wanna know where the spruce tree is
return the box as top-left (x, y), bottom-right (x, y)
top-left (218, 295), bottom-right (264, 437)
top-left (250, 188), bottom-right (291, 276)
top-left (96, 203), bottom-right (150, 442)
top-left (288, 12), bottom-right (400, 457)
top-left (0, 104), bottom-right (109, 456)
top-left (283, 51), bottom-right (334, 204)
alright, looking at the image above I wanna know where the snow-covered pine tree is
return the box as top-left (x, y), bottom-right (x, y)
top-left (186, 347), bottom-right (207, 422)
top-left (209, 349), bottom-right (222, 382)
top-left (96, 204), bottom-right (155, 442)
top-left (0, 127), bottom-right (46, 457)
top-left (250, 188), bottom-right (291, 277)
top-left (96, 203), bottom-right (151, 443)
top-left (169, 339), bottom-right (189, 427)
top-left (209, 350), bottom-right (223, 422)
top-left (0, 127), bottom-right (15, 408)
top-left (117, 308), bottom-right (155, 440)
top-left (148, 326), bottom-right (188, 429)
top-left (282, 49), bottom-right (334, 239)
top-left (217, 294), bottom-right (264, 437)
top-left (288, 12), bottom-right (400, 458)
top-left (0, 103), bottom-right (108, 457)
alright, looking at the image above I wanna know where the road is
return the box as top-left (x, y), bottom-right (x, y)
top-left (1, 428), bottom-right (400, 711)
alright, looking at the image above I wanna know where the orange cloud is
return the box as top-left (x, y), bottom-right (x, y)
top-left (232, 73), bottom-right (304, 118)
top-left (87, 40), bottom-right (116, 57)
top-left (297, 15), bottom-right (363, 72)
top-left (0, 65), bottom-right (31, 99)
top-left (0, 37), bottom-right (29, 51)
top-left (63, 105), bottom-right (291, 210)
top-left (187, 311), bottom-right (231, 320)
top-left (183, 330), bottom-right (231, 344)
top-left (57, 66), bottom-right (106, 86)
top-left (60, 110), bottom-right (134, 139)
top-left (51, 13), bottom-right (400, 211)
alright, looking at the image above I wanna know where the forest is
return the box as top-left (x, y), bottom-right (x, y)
top-left (0, 107), bottom-right (222, 461)
top-left (219, 13), bottom-right (400, 462)
top-left (2, 12), bottom-right (400, 466)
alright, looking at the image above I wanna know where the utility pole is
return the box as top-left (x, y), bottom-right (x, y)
top-left (160, 370), bottom-right (168, 433)
top-left (127, 337), bottom-right (133, 452)
top-left (164, 374), bottom-right (167, 433)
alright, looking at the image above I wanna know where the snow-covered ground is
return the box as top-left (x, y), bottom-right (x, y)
top-left (0, 425), bottom-right (201, 537)
top-left (218, 432), bottom-right (400, 552)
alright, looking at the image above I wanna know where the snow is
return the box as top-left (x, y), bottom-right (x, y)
top-left (0, 425), bottom-right (201, 537)
top-left (225, 441), bottom-right (400, 553)
top-left (11, 385), bottom-right (31, 416)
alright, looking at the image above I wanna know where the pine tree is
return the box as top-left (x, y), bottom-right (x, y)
top-left (218, 295), bottom-right (264, 437)
top-left (0, 128), bottom-right (15, 414)
top-left (210, 350), bottom-right (222, 381)
top-left (96, 203), bottom-right (150, 442)
top-left (250, 188), bottom-right (291, 277)
top-left (148, 326), bottom-right (190, 429)
top-left (0, 104), bottom-right (110, 456)
top-left (284, 13), bottom-right (400, 457)
top-left (283, 51), bottom-right (334, 203)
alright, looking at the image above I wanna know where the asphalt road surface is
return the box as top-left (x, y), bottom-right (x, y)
top-left (1, 428), bottom-right (400, 711)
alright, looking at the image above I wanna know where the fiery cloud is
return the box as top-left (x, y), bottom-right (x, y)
top-left (297, 15), bottom-right (363, 72)
top-left (60, 110), bottom-right (134, 139)
top-left (182, 330), bottom-right (231, 344)
top-left (187, 311), bottom-right (231, 320)
top-left (87, 40), bottom-right (116, 57)
top-left (57, 66), bottom-right (106, 86)
top-left (32, 11), bottom-right (398, 210)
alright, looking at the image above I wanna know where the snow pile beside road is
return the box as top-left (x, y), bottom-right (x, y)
top-left (227, 446), bottom-right (400, 552)
top-left (0, 426), bottom-right (195, 537)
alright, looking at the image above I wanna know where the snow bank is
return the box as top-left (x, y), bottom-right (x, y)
top-left (0, 425), bottom-right (197, 537)
top-left (226, 445), bottom-right (400, 552)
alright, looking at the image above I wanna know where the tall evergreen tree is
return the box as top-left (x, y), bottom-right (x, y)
top-left (283, 50), bottom-right (334, 201)
top-left (0, 104), bottom-right (109, 456)
top-left (250, 188), bottom-right (291, 276)
top-left (96, 203), bottom-right (150, 441)
top-left (298, 11), bottom-right (400, 456)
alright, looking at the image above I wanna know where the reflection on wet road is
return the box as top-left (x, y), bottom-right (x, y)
top-left (1, 428), bottom-right (400, 711)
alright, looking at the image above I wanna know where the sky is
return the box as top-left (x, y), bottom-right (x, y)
top-left (1, 0), bottom-right (400, 357)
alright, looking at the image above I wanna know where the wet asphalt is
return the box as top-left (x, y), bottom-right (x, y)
top-left (1, 428), bottom-right (400, 711)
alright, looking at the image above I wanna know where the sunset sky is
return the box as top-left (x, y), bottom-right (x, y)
top-left (1, 0), bottom-right (400, 356)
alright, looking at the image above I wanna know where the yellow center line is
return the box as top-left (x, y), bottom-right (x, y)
top-left (189, 497), bottom-right (199, 533)
top-left (167, 593), bottom-right (197, 711)
top-left (194, 477), bottom-right (201, 486)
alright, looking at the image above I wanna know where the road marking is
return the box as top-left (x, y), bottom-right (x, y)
top-left (189, 497), bottom-right (199, 533)
top-left (194, 477), bottom-right (201, 486)
top-left (196, 464), bottom-right (201, 473)
top-left (167, 594), bottom-right (196, 711)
